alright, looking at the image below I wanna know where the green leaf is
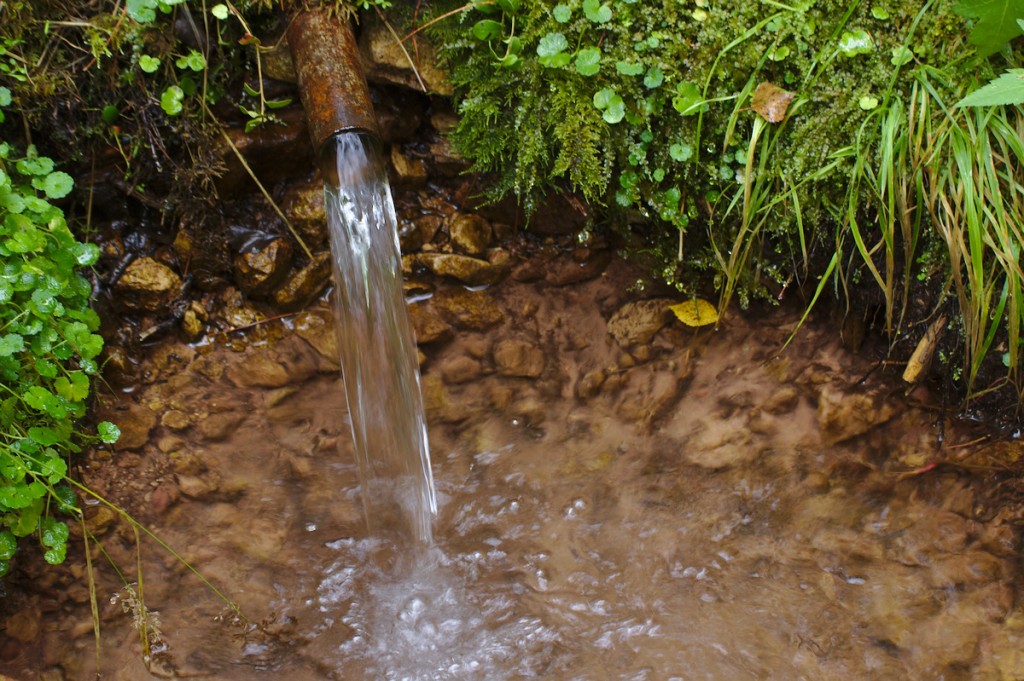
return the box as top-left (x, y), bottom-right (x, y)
top-left (211, 3), bottom-right (229, 19)
top-left (583, 0), bottom-right (612, 23)
top-left (672, 82), bottom-right (704, 116)
top-left (44, 543), bottom-right (67, 565)
top-left (615, 60), bottom-right (644, 76)
top-left (4, 222), bottom-right (45, 253)
top-left (101, 104), bottom-right (119, 124)
top-left (838, 29), bottom-right (874, 56)
top-left (0, 87), bottom-right (11, 107)
top-left (177, 50), bottom-right (206, 72)
top-left (17, 155), bottom-right (54, 177)
top-left (593, 88), bottom-right (625, 123)
top-left (644, 66), bottom-right (664, 89)
top-left (954, 0), bottom-right (1024, 56)
top-left (161, 86), bottom-right (184, 116)
top-left (71, 241), bottom-right (100, 266)
top-left (890, 45), bottom-right (915, 66)
top-left (537, 32), bottom-right (570, 68)
top-left (669, 143), bottom-right (694, 162)
top-left (537, 32), bottom-right (569, 57)
top-left (871, 5), bottom-right (891, 19)
top-left (42, 172), bottom-right (73, 199)
top-left (859, 94), bottom-right (880, 110)
top-left (0, 530), bottom-right (15, 560)
top-left (553, 4), bottom-right (571, 22)
top-left (575, 47), bottom-right (602, 76)
top-left (957, 69), bottom-right (1024, 106)
top-left (472, 19), bottom-right (502, 41)
top-left (139, 55), bottom-right (160, 73)
top-left (0, 333), bottom-right (23, 356)
top-left (98, 421), bottom-right (121, 444)
top-left (126, 0), bottom-right (158, 23)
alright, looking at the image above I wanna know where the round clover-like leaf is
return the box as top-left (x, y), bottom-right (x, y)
top-left (644, 66), bottom-right (664, 89)
top-left (161, 86), bottom-right (185, 116)
top-left (552, 4), bottom-right (571, 22)
top-left (838, 29), bottom-right (874, 57)
top-left (98, 421), bottom-right (121, 444)
top-left (139, 55), bottom-right (160, 73)
top-left (211, 3), bottom-right (229, 19)
top-left (42, 172), bottom-right (73, 200)
top-left (575, 47), bottom-right (602, 76)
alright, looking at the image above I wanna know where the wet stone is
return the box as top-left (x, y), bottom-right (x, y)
top-left (817, 384), bottom-right (898, 445)
top-left (417, 253), bottom-right (509, 287)
top-left (448, 213), bottom-right (493, 256)
top-left (359, 13), bottom-right (453, 95)
top-left (493, 339), bottom-right (545, 378)
top-left (281, 182), bottom-right (329, 250)
top-left (439, 356), bottom-right (483, 384)
top-left (407, 302), bottom-right (452, 344)
top-left (293, 309), bottom-right (340, 366)
top-left (180, 300), bottom-right (208, 341)
top-left (545, 250), bottom-right (612, 286)
top-left (607, 299), bottom-right (674, 348)
top-left (577, 369), bottom-right (606, 400)
top-left (114, 257), bottom-right (181, 313)
top-left (104, 402), bottom-right (157, 450)
top-left (433, 288), bottom-right (505, 331)
top-left (160, 409), bottom-right (190, 431)
top-left (234, 237), bottom-right (293, 297)
top-left (272, 252), bottom-right (332, 311)
top-left (198, 410), bottom-right (248, 442)
top-left (226, 353), bottom-right (292, 388)
top-left (390, 145), bottom-right (428, 185)
top-left (763, 386), bottom-right (800, 415)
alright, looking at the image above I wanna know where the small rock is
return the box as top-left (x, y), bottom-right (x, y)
top-left (160, 409), bottom-right (190, 431)
top-left (817, 384), bottom-right (898, 445)
top-left (272, 252), bottom-right (332, 311)
top-left (169, 451), bottom-right (203, 475)
top-left (417, 253), bottom-right (509, 286)
top-left (115, 257), bottom-right (181, 312)
top-left (407, 302), bottom-right (453, 344)
top-left (108, 402), bottom-right (157, 450)
top-left (421, 374), bottom-right (469, 423)
top-left (180, 300), bottom-right (208, 341)
top-left (577, 369), bottom-right (606, 399)
top-left (390, 145), bottom-right (428, 184)
top-left (234, 237), bottom-right (293, 297)
top-left (293, 309), bottom-right (340, 365)
top-left (226, 353), bottom-right (292, 388)
top-left (101, 345), bottom-right (136, 388)
top-left (607, 299), bottom-right (674, 348)
top-left (198, 411), bottom-right (247, 442)
top-left (358, 14), bottom-right (453, 95)
top-left (439, 356), bottom-right (483, 384)
top-left (150, 481), bottom-right (180, 515)
top-left (449, 213), bottom-right (493, 256)
top-left (281, 182), bottom-right (328, 249)
top-left (430, 109), bottom-right (459, 134)
top-left (177, 472), bottom-right (221, 499)
top-left (928, 552), bottom-right (1007, 588)
top-left (546, 251), bottom-right (612, 286)
top-left (493, 339), bottom-right (545, 378)
top-left (4, 608), bottom-right (41, 642)
top-left (763, 386), bottom-right (799, 415)
top-left (416, 215), bottom-right (444, 246)
top-left (433, 288), bottom-right (505, 331)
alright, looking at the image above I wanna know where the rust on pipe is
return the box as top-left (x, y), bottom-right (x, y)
top-left (287, 10), bottom-right (379, 157)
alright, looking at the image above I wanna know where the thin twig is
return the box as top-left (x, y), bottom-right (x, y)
top-left (378, 6), bottom-right (426, 92)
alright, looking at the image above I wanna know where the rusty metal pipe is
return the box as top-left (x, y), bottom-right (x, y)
top-left (288, 10), bottom-right (379, 158)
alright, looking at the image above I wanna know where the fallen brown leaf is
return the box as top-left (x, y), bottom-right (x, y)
top-left (751, 82), bottom-right (795, 123)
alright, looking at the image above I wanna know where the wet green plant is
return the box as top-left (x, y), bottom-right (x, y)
top-left (0, 87), bottom-right (119, 576)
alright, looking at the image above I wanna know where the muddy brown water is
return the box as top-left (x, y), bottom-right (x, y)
top-left (3, 258), bottom-right (1024, 680)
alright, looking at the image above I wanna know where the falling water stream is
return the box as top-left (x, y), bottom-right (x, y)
top-left (323, 132), bottom-right (436, 545)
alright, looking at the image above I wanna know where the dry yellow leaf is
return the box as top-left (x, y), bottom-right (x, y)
top-left (669, 299), bottom-right (718, 327)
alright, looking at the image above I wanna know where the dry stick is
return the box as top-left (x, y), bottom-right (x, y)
top-left (214, 311), bottom-right (298, 336)
top-left (212, 117), bottom-right (313, 260)
top-left (400, 1), bottom-right (493, 43)
top-left (80, 515), bottom-right (102, 678)
top-left (377, 6), bottom-right (427, 93)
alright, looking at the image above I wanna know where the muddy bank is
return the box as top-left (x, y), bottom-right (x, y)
top-left (2, 253), bottom-right (1023, 679)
